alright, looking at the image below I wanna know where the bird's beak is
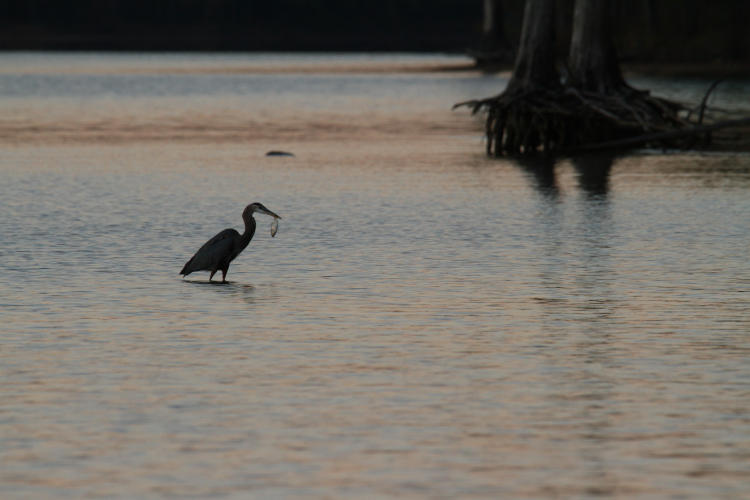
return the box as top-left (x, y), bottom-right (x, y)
top-left (259, 206), bottom-right (281, 219)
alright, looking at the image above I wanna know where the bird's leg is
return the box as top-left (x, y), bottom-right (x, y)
top-left (209, 270), bottom-right (217, 282)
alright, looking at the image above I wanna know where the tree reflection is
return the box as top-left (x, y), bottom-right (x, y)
top-left (515, 155), bottom-right (560, 200)
top-left (515, 152), bottom-right (620, 496)
top-left (572, 153), bottom-right (614, 198)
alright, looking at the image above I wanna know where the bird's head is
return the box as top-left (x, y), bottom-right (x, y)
top-left (244, 202), bottom-right (281, 220)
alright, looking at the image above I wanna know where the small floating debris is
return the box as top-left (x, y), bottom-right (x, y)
top-left (270, 218), bottom-right (279, 237)
top-left (265, 150), bottom-right (295, 157)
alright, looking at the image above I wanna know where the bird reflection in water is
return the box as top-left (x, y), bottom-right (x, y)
top-left (182, 279), bottom-right (260, 304)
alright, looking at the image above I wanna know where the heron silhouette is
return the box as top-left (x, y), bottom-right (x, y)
top-left (180, 202), bottom-right (281, 283)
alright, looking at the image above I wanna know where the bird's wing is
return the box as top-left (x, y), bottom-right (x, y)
top-left (181, 228), bottom-right (239, 274)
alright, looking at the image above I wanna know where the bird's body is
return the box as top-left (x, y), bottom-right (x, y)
top-left (180, 202), bottom-right (280, 283)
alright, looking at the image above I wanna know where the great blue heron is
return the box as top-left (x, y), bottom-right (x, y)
top-left (180, 202), bottom-right (281, 283)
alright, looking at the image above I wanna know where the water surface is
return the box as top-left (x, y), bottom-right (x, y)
top-left (1, 53), bottom-right (749, 499)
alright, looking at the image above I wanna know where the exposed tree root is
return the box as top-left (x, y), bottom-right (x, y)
top-left (455, 83), bottom-right (697, 157)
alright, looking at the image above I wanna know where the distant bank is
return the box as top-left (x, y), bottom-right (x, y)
top-left (1, 0), bottom-right (748, 70)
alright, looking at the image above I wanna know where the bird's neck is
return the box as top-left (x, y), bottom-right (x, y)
top-left (241, 214), bottom-right (256, 245)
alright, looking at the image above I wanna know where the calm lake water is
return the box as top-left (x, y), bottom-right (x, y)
top-left (1, 53), bottom-right (749, 499)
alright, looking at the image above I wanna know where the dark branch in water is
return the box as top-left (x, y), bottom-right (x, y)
top-left (571, 117), bottom-right (750, 153)
top-left (696, 79), bottom-right (723, 125)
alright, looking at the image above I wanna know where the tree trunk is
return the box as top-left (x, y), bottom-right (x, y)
top-left (483, 0), bottom-right (496, 35)
top-left (506, 0), bottom-right (559, 92)
top-left (567, 0), bottom-right (625, 93)
top-left (481, 0), bottom-right (506, 47)
top-left (473, 0), bottom-right (513, 67)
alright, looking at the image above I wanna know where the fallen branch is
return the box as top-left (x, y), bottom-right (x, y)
top-left (571, 117), bottom-right (750, 153)
top-left (694, 79), bottom-right (723, 125)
